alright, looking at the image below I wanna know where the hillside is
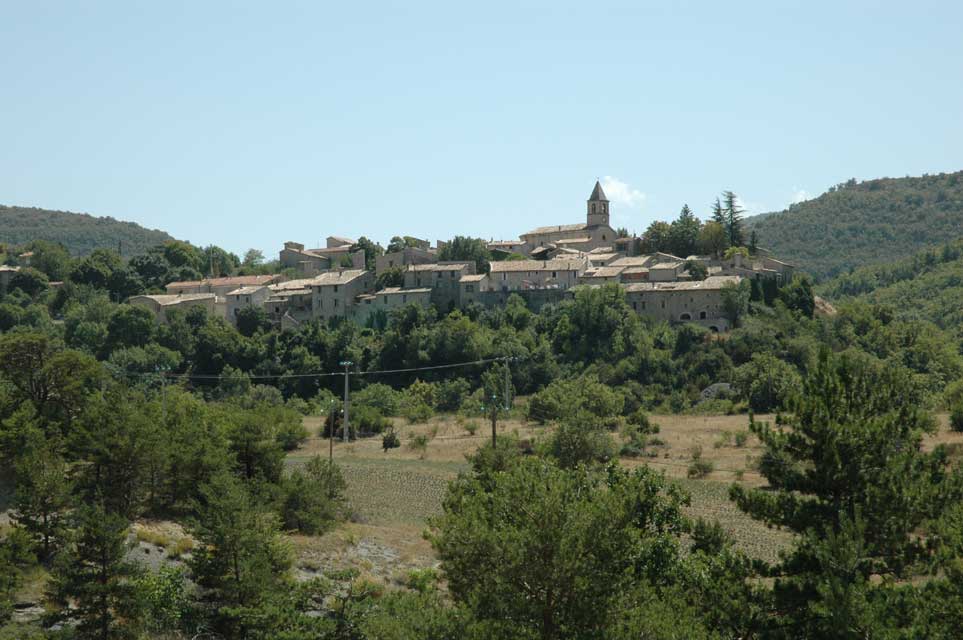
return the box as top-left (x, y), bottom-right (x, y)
top-left (746, 171), bottom-right (963, 280)
top-left (0, 205), bottom-right (174, 256)
top-left (819, 238), bottom-right (963, 336)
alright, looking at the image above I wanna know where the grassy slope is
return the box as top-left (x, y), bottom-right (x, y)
top-left (0, 205), bottom-right (174, 257)
top-left (745, 171), bottom-right (963, 280)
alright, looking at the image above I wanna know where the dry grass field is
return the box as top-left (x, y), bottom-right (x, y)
top-left (290, 410), bottom-right (963, 571)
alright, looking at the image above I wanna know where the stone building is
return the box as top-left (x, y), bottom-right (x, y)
top-left (310, 269), bottom-right (374, 321)
top-left (0, 265), bottom-right (20, 293)
top-left (354, 287), bottom-right (433, 324)
top-left (279, 240), bottom-right (365, 276)
top-left (623, 275), bottom-right (741, 331)
top-left (518, 181), bottom-right (618, 253)
top-left (488, 258), bottom-right (587, 292)
top-left (129, 293), bottom-right (217, 324)
top-left (403, 262), bottom-right (475, 308)
top-left (375, 246), bottom-right (437, 274)
top-left (225, 286), bottom-right (271, 324)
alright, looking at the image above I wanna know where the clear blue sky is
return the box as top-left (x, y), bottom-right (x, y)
top-left (4, 1), bottom-right (962, 256)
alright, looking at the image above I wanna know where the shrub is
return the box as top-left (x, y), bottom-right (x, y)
top-left (408, 433), bottom-right (431, 458)
top-left (280, 457), bottom-right (346, 534)
top-left (463, 420), bottom-right (479, 436)
top-left (734, 430), bottom-right (749, 447)
top-left (435, 378), bottom-right (471, 412)
top-left (382, 428), bottom-right (401, 452)
top-left (950, 402), bottom-right (963, 432)
top-left (352, 405), bottom-right (392, 436)
top-left (527, 376), bottom-right (624, 424)
top-left (406, 379), bottom-right (437, 407)
top-left (546, 415), bottom-right (616, 469)
top-left (687, 459), bottom-right (714, 479)
top-left (354, 383), bottom-right (403, 416)
top-left (401, 396), bottom-right (433, 424)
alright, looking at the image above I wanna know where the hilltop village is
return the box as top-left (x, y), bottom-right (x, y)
top-left (118, 182), bottom-right (794, 331)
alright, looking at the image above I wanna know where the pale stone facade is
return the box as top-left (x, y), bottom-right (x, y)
top-left (310, 270), bottom-right (374, 321)
top-left (375, 246), bottom-right (437, 274)
top-left (225, 286), bottom-right (271, 324)
top-left (488, 258), bottom-right (587, 292)
top-left (623, 275), bottom-right (740, 331)
top-left (129, 293), bottom-right (217, 324)
top-left (518, 181), bottom-right (617, 253)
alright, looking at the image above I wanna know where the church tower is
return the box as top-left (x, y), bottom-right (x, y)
top-left (586, 180), bottom-right (610, 227)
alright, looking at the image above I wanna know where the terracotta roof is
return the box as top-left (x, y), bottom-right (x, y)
top-left (459, 274), bottom-right (487, 283)
top-left (650, 262), bottom-right (682, 270)
top-left (489, 259), bottom-right (585, 273)
top-left (0, 265), bottom-right (20, 272)
top-left (582, 266), bottom-right (625, 278)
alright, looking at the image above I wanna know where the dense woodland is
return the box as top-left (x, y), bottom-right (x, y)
top-left (1, 229), bottom-right (963, 638)
top-left (745, 171), bottom-right (963, 279)
top-left (0, 207), bottom-right (174, 257)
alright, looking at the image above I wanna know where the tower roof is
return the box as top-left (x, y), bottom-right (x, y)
top-left (588, 180), bottom-right (608, 202)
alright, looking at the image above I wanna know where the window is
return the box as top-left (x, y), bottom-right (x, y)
top-left (334, 299), bottom-right (339, 308)
top-left (632, 301), bottom-right (637, 310)
top-left (660, 300), bottom-right (665, 309)
top-left (641, 301), bottom-right (646, 310)
top-left (700, 311), bottom-right (707, 319)
top-left (602, 235), bottom-right (606, 240)
top-left (333, 285), bottom-right (338, 293)
top-left (502, 273), bottom-right (507, 281)
top-left (552, 271), bottom-right (557, 278)
top-left (465, 285), bottom-right (474, 293)
top-left (383, 296), bottom-right (388, 304)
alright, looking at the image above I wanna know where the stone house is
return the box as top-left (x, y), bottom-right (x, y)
top-left (623, 275), bottom-right (741, 331)
top-left (225, 286), bottom-right (271, 324)
top-left (458, 273), bottom-right (489, 305)
top-left (488, 258), bottom-right (587, 292)
top-left (375, 246), bottom-right (437, 274)
top-left (279, 241), bottom-right (365, 276)
top-left (310, 269), bottom-right (374, 321)
top-left (265, 279), bottom-right (315, 324)
top-left (165, 274), bottom-right (283, 318)
top-left (404, 262), bottom-right (475, 308)
top-left (353, 287), bottom-right (433, 324)
top-left (0, 265), bottom-right (20, 293)
top-left (129, 293), bottom-right (217, 324)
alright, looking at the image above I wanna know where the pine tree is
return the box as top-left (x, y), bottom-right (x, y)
top-left (722, 190), bottom-right (745, 247)
top-left (711, 197), bottom-right (726, 226)
top-left (730, 350), bottom-right (956, 637)
top-left (45, 505), bottom-right (141, 640)
top-left (12, 446), bottom-right (72, 561)
top-left (669, 204), bottom-right (701, 257)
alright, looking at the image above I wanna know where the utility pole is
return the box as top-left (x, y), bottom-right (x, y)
top-left (328, 401), bottom-right (336, 462)
top-left (340, 360), bottom-right (353, 443)
top-left (489, 393), bottom-right (498, 449)
top-left (503, 356), bottom-right (512, 411)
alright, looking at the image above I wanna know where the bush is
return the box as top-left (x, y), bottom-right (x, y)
top-left (408, 433), bottom-right (431, 458)
top-left (527, 376), bottom-right (624, 424)
top-left (435, 378), bottom-right (471, 412)
top-left (280, 457), bottom-right (346, 534)
top-left (354, 383), bottom-right (403, 416)
top-left (687, 459), bottom-right (714, 479)
top-left (734, 430), bottom-right (749, 447)
top-left (382, 428), bottom-right (401, 452)
top-left (401, 396), bottom-right (433, 424)
top-left (352, 405), bottom-right (392, 436)
top-left (950, 402), bottom-right (963, 432)
top-left (546, 415), bottom-right (616, 469)
top-left (463, 420), bottom-right (479, 436)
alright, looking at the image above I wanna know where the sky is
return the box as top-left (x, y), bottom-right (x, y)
top-left (3, 1), bottom-right (962, 256)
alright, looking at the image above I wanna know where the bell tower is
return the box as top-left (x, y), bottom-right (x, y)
top-left (586, 180), bottom-right (609, 227)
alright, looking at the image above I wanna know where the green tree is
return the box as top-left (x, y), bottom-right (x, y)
top-left (730, 350), bottom-right (957, 638)
top-left (9, 267), bottom-right (49, 296)
top-left (105, 304), bottom-right (155, 351)
top-left (351, 236), bottom-right (384, 271)
top-left (641, 220), bottom-right (672, 254)
top-left (722, 190), bottom-right (745, 246)
top-left (668, 204), bottom-right (701, 257)
top-left (189, 473), bottom-right (293, 635)
top-left (437, 236), bottom-right (492, 274)
top-left (280, 457), bottom-right (346, 534)
top-left (697, 220), bottom-right (729, 256)
top-left (45, 505), bottom-right (141, 640)
top-left (431, 458), bottom-right (689, 640)
top-left (376, 266), bottom-right (405, 289)
top-left (242, 248), bottom-right (265, 267)
top-left (12, 446), bottom-right (72, 560)
top-left (733, 352), bottom-right (802, 412)
top-left (720, 278), bottom-right (750, 326)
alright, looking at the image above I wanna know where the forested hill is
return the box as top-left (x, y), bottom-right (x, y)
top-left (745, 171), bottom-right (963, 280)
top-left (820, 237), bottom-right (963, 336)
top-left (0, 205), bottom-right (175, 256)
